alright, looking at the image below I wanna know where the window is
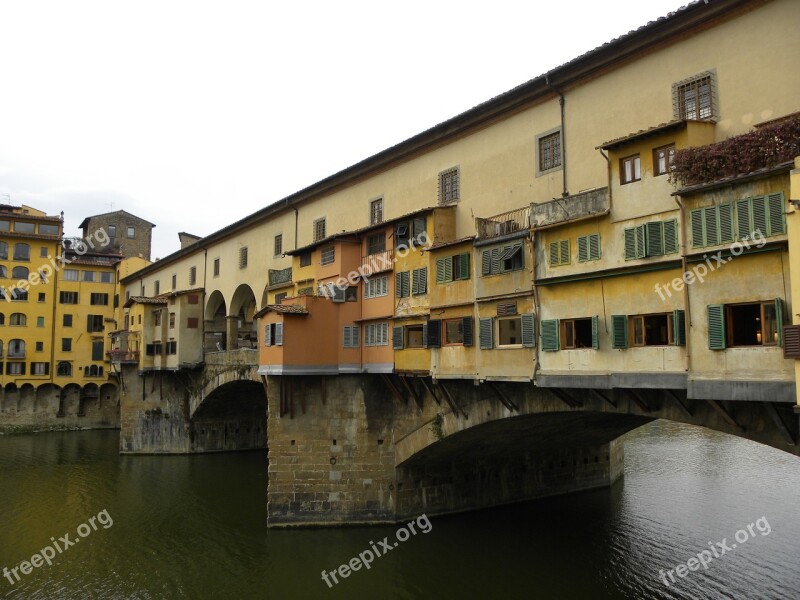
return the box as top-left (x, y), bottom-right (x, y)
top-left (365, 275), bottom-right (389, 299)
top-left (108, 225), bottom-right (117, 238)
top-left (345, 286), bottom-right (357, 302)
top-left (39, 224), bottom-right (59, 235)
top-left (263, 323), bottom-right (284, 346)
top-left (443, 318), bottom-right (473, 346)
top-left (101, 272), bottom-right (114, 283)
top-left (0, 241), bottom-right (7, 259)
top-left (0, 266), bottom-right (5, 278)
top-left (548, 240), bottom-right (570, 267)
top-left (154, 311), bottom-right (162, 326)
top-left (189, 266), bottom-right (197, 286)
top-left (56, 361), bottom-right (72, 376)
top-left (35, 341), bottom-right (43, 352)
top-left (674, 72), bottom-right (715, 121)
top-left (690, 204), bottom-right (734, 248)
top-left (14, 243), bottom-right (30, 261)
top-left (577, 234), bottom-right (601, 262)
top-left (439, 168), bottom-right (459, 204)
top-left (538, 131), bottom-right (562, 172)
top-left (154, 280), bottom-right (160, 295)
top-left (127, 226), bottom-right (135, 238)
top-left (608, 311), bottom-right (686, 349)
top-left (620, 155), bottom-right (641, 184)
top-left (10, 313), bottom-right (26, 326)
top-left (62, 338), bottom-right (72, 352)
top-left (0, 221), bottom-right (7, 231)
top-left (736, 193), bottom-right (785, 240)
top-left (437, 253), bottom-right (470, 283)
top-left (40, 246), bottom-right (48, 257)
top-left (411, 267), bottom-right (428, 295)
top-left (213, 258), bottom-right (220, 277)
top-left (394, 216), bottom-right (426, 250)
top-left (364, 322), bottom-right (389, 346)
top-left (623, 219), bottom-right (678, 260)
top-left (313, 218), bottom-right (327, 242)
top-left (8, 339), bottom-right (25, 357)
top-left (561, 317), bottom-right (597, 349)
top-left (708, 300), bottom-right (784, 349)
top-left (59, 291), bottom-right (78, 304)
top-left (36, 316), bottom-right (44, 327)
top-left (299, 252), bottom-right (312, 267)
top-left (632, 314), bottom-right (672, 346)
top-left (90, 293), bottom-right (109, 306)
top-left (401, 325), bottom-right (424, 349)
top-left (367, 233), bottom-right (386, 256)
top-left (239, 247), bottom-right (248, 268)
top-left (145, 343), bottom-right (163, 356)
top-left (169, 313), bottom-right (175, 328)
top-left (653, 145), bottom-right (676, 176)
top-left (342, 325), bottom-right (360, 348)
top-left (320, 246), bottom-right (335, 265)
top-left (87, 315), bottom-right (104, 332)
top-left (6, 362), bottom-right (25, 375)
top-left (481, 244), bottom-right (524, 275)
top-left (64, 269), bottom-right (79, 281)
top-left (0, 313), bottom-right (4, 325)
top-left (274, 234), bottom-right (283, 257)
top-left (370, 198), bottom-right (384, 225)
top-left (166, 341), bottom-right (177, 355)
top-left (274, 292), bottom-right (288, 304)
top-left (38, 293), bottom-right (45, 303)
top-left (82, 271), bottom-right (96, 282)
top-left (92, 341), bottom-right (104, 361)
top-left (63, 314), bottom-right (73, 327)
top-left (187, 317), bottom-right (199, 328)
top-left (14, 222), bottom-right (34, 233)
top-left (395, 271), bottom-right (410, 298)
top-left (171, 274), bottom-right (176, 289)
top-left (11, 266), bottom-right (28, 280)
top-left (7, 287), bottom-right (27, 301)
top-left (32, 362), bottom-right (49, 375)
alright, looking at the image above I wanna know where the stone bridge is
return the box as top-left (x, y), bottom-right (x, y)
top-left (264, 374), bottom-right (800, 527)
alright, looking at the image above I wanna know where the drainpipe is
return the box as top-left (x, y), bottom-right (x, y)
top-left (674, 195), bottom-right (692, 372)
top-left (597, 148), bottom-right (613, 213)
top-left (293, 206), bottom-right (299, 251)
top-left (545, 74), bottom-right (568, 198)
top-left (202, 247), bottom-right (207, 361)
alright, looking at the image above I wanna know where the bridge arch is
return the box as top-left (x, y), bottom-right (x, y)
top-left (229, 284), bottom-right (258, 349)
top-left (189, 377), bottom-right (266, 452)
top-left (205, 290), bottom-right (227, 350)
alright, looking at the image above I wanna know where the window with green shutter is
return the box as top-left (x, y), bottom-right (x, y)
top-left (577, 234), bottom-right (601, 262)
top-left (392, 326), bottom-right (404, 350)
top-left (714, 299), bottom-right (785, 348)
top-left (411, 267), bottom-right (428, 295)
top-left (737, 193), bottom-right (785, 239)
top-left (559, 317), bottom-right (597, 349)
top-left (423, 319), bottom-right (441, 348)
top-left (549, 240), bottom-right (570, 266)
top-left (395, 271), bottom-right (410, 297)
top-left (482, 245), bottom-right (522, 274)
top-left (541, 319), bottom-right (559, 351)
top-left (611, 315), bottom-right (628, 349)
top-left (436, 253), bottom-right (470, 283)
top-left (521, 313), bottom-right (535, 347)
top-left (625, 219), bottom-right (678, 258)
top-left (691, 204), bottom-right (733, 248)
top-left (672, 309), bottom-right (686, 346)
top-left (479, 318), bottom-right (493, 349)
top-left (707, 304), bottom-right (726, 350)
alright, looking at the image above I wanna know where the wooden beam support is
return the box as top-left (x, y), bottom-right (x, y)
top-left (763, 402), bottom-right (796, 446)
top-left (665, 389), bottom-right (692, 418)
top-left (550, 388), bottom-right (578, 409)
top-left (487, 382), bottom-right (518, 412)
top-left (419, 377), bottom-right (442, 406)
top-left (400, 376), bottom-right (423, 409)
top-left (381, 374), bottom-right (406, 404)
top-left (707, 399), bottom-right (742, 432)
top-left (589, 388), bottom-right (616, 408)
top-left (624, 389), bottom-right (652, 413)
top-left (437, 381), bottom-right (467, 419)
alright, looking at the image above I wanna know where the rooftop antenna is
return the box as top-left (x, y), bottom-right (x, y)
top-left (107, 202), bottom-right (114, 212)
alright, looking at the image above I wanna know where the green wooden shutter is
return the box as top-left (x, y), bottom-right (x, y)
top-left (402, 271), bottom-right (410, 296)
top-left (393, 326), bottom-right (404, 350)
top-left (479, 318), bottom-right (493, 349)
top-left (767, 192), bottom-right (785, 236)
top-left (624, 227), bottom-right (636, 259)
top-left (481, 250), bottom-right (491, 275)
top-left (411, 269), bottom-right (420, 294)
top-left (752, 195), bottom-right (768, 238)
top-left (264, 324), bottom-right (271, 347)
top-left (718, 203), bottom-right (733, 243)
top-left (690, 208), bottom-right (704, 248)
top-left (635, 225), bottom-right (646, 258)
top-left (435, 259), bottom-right (447, 284)
top-left (274, 323), bottom-right (283, 346)
top-left (577, 235), bottom-right (589, 262)
top-left (462, 317), bottom-right (474, 347)
top-left (703, 206), bottom-right (719, 246)
top-left (424, 319), bottom-right (441, 348)
top-left (418, 267), bottom-right (427, 294)
top-left (521, 313), bottom-right (535, 348)
top-left (541, 319), bottom-right (559, 352)
top-left (775, 298), bottom-right (785, 346)
top-left (611, 315), bottom-right (628, 349)
top-left (412, 216), bottom-right (426, 240)
top-left (458, 253), bottom-right (470, 280)
top-left (549, 242), bottom-right (559, 266)
top-left (663, 219), bottom-right (678, 254)
top-left (646, 221), bottom-right (664, 256)
top-left (707, 304), bottom-right (726, 350)
top-left (673, 309), bottom-right (686, 346)
top-left (589, 234), bottom-right (601, 260)
top-left (491, 248), bottom-right (501, 273)
top-left (591, 315), bottom-right (599, 350)
top-left (396, 272), bottom-right (404, 296)
top-left (559, 239), bottom-right (570, 264)
top-left (736, 198), bottom-right (751, 240)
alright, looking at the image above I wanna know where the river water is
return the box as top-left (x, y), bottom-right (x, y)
top-left (1, 420), bottom-right (799, 600)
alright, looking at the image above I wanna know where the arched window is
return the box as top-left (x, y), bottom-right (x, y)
top-left (11, 266), bottom-right (28, 280)
top-left (8, 339), bottom-right (25, 357)
top-left (0, 241), bottom-right (6, 259)
top-left (0, 266), bottom-right (6, 278)
top-left (13, 243), bottom-right (30, 261)
top-left (9, 313), bottom-right (26, 326)
top-left (0, 313), bottom-right (5, 325)
top-left (57, 361), bottom-right (72, 376)
top-left (0, 340), bottom-right (4, 355)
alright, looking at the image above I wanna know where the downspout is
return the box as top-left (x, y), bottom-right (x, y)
top-left (545, 74), bottom-right (568, 198)
top-left (674, 195), bottom-right (692, 372)
top-left (201, 247), bottom-right (207, 361)
top-left (293, 205), bottom-right (299, 251)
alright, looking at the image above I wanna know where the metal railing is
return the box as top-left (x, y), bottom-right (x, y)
top-left (475, 206), bottom-right (531, 240)
top-left (269, 267), bottom-right (293, 287)
top-left (360, 248), bottom-right (394, 276)
top-left (107, 350), bottom-right (140, 363)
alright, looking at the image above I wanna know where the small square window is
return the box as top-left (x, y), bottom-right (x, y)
top-left (498, 317), bottom-right (522, 346)
top-left (62, 338), bottom-right (72, 352)
top-left (300, 252), bottom-right (311, 267)
top-left (36, 341), bottom-right (44, 352)
top-left (40, 247), bottom-right (48, 257)
top-left (38, 293), bottom-right (45, 303)
top-left (321, 247), bottom-right (335, 265)
top-left (443, 319), bottom-right (464, 345)
top-left (405, 325), bottom-right (424, 349)
top-left (213, 258), bottom-right (220, 277)
top-left (620, 155), bottom-right (641, 184)
top-left (127, 226), bottom-right (135, 238)
top-left (108, 225), bottom-right (117, 238)
top-left (674, 72), bottom-right (715, 121)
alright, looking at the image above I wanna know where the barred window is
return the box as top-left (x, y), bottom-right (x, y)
top-left (674, 72), bottom-right (715, 121)
top-left (314, 218), bottom-right (327, 242)
top-left (239, 247), bottom-right (248, 269)
top-left (189, 266), bottom-right (197, 285)
top-left (539, 131), bottom-right (562, 172)
top-left (274, 234), bottom-right (283, 257)
top-left (370, 198), bottom-right (383, 225)
top-left (439, 168), bottom-right (459, 204)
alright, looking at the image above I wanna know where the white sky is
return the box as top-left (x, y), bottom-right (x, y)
top-left (0, 0), bottom-right (687, 260)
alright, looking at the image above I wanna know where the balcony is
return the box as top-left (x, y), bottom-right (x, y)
top-left (476, 206), bottom-right (531, 240)
top-left (268, 267), bottom-right (293, 287)
top-left (107, 349), bottom-right (140, 364)
top-left (531, 187), bottom-right (609, 229)
top-left (360, 248), bottom-right (394, 276)
top-left (7, 351), bottom-right (25, 359)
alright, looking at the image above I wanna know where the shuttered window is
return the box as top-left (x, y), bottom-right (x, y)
top-left (393, 326), bottom-right (404, 350)
top-left (365, 323), bottom-right (389, 346)
top-left (624, 219), bottom-right (678, 259)
top-left (423, 319), bottom-right (441, 348)
top-left (707, 304), bottom-right (726, 350)
top-left (690, 204), bottom-right (734, 248)
top-left (737, 193), bottom-right (785, 239)
top-left (395, 271), bottom-right (410, 297)
top-left (559, 316), bottom-right (599, 350)
top-left (709, 299), bottom-right (785, 349)
top-left (548, 240), bottom-right (570, 267)
top-left (577, 234), bottom-right (601, 262)
top-left (436, 253), bottom-right (470, 283)
top-left (521, 314), bottom-right (535, 348)
top-left (541, 319), bottom-right (559, 351)
top-left (411, 267), bottom-right (428, 295)
top-left (611, 315), bottom-right (628, 349)
top-left (479, 318), bottom-right (493, 349)
top-left (365, 275), bottom-right (388, 299)
top-left (673, 309), bottom-right (686, 346)
top-left (342, 325), bottom-right (360, 348)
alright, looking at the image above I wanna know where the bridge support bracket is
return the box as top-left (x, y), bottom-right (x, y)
top-left (486, 382), bottom-right (518, 412)
top-left (764, 402), bottom-right (796, 446)
top-left (706, 399), bottom-right (743, 432)
top-left (665, 389), bottom-right (693, 418)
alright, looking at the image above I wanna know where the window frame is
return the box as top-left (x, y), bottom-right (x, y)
top-left (370, 198), bottom-right (384, 225)
top-left (127, 226), bottom-right (135, 238)
top-left (674, 72), bottom-right (716, 121)
top-left (443, 318), bottom-right (465, 346)
top-left (320, 246), bottom-right (335, 265)
top-left (239, 246), bottom-right (248, 269)
top-left (620, 154), bottom-right (642, 184)
top-left (537, 129), bottom-right (563, 175)
top-left (653, 144), bottom-right (676, 176)
top-left (438, 167), bottom-right (460, 205)
top-left (629, 313), bottom-right (674, 347)
top-left (313, 218), bottom-right (327, 242)
top-left (274, 234), bottom-right (283, 257)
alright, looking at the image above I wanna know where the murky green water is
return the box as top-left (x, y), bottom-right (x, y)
top-left (1, 421), bottom-right (799, 599)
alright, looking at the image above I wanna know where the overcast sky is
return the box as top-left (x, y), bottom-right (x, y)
top-left (0, 0), bottom-right (687, 260)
